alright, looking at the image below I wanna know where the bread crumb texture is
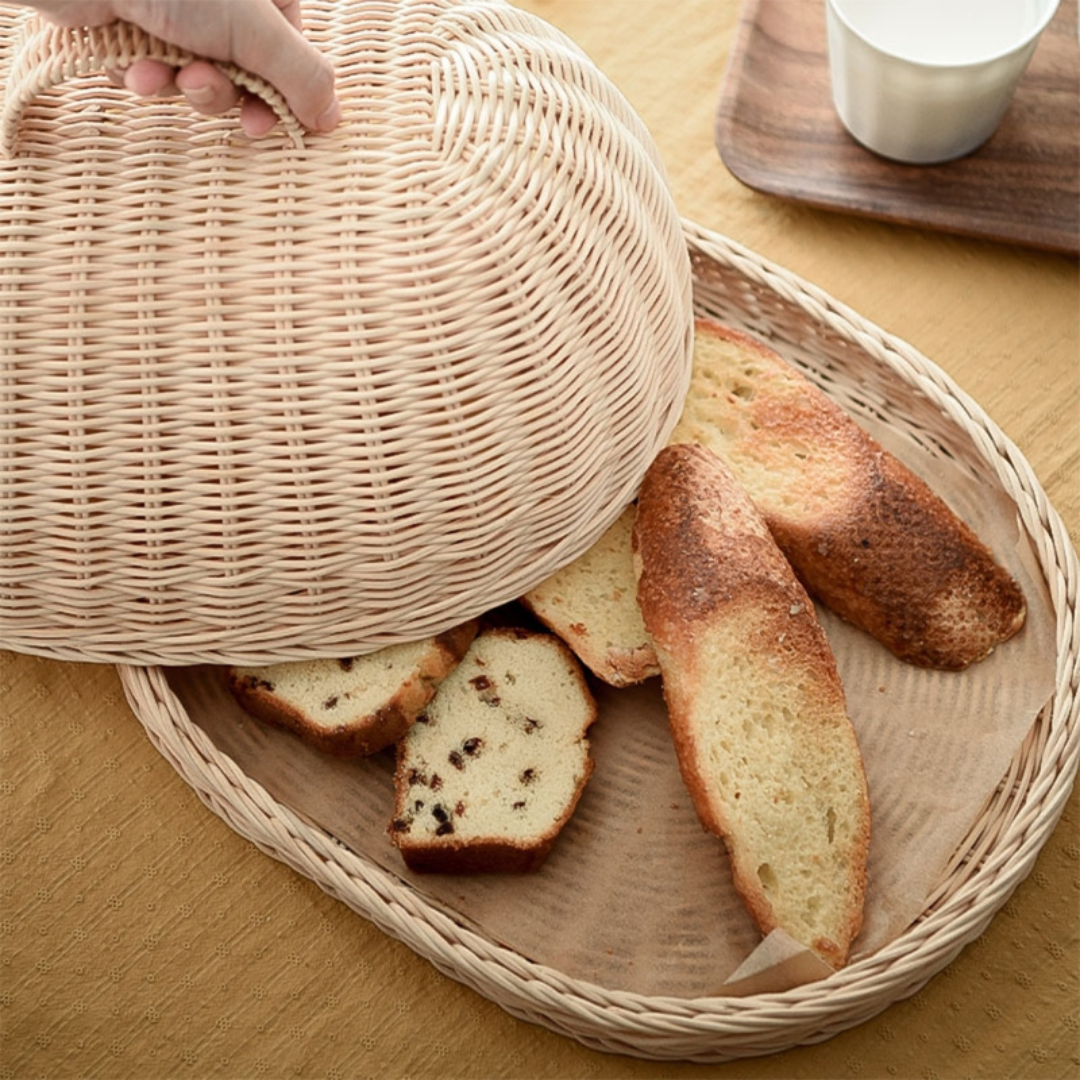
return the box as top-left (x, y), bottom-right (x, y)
top-left (390, 627), bottom-right (597, 872)
top-left (680, 616), bottom-right (868, 967)
top-left (522, 505), bottom-right (659, 686)
top-left (232, 642), bottom-right (435, 728)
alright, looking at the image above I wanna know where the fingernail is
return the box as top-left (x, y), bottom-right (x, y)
top-left (185, 85), bottom-right (214, 106)
top-left (315, 98), bottom-right (342, 132)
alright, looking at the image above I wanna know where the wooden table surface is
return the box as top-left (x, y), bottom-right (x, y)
top-left (3, 1), bottom-right (1077, 1078)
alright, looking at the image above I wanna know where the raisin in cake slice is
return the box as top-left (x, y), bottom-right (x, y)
top-left (671, 317), bottom-right (1025, 669)
top-left (389, 626), bottom-right (598, 873)
top-left (634, 443), bottom-right (870, 969)
top-left (521, 504), bottom-right (659, 686)
top-left (225, 622), bottom-right (478, 758)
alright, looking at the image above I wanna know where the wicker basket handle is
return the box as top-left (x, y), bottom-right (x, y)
top-left (0, 15), bottom-right (306, 157)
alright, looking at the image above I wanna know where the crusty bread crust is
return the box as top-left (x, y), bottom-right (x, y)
top-left (671, 318), bottom-right (1026, 670)
top-left (389, 785), bottom-right (591, 874)
top-left (226, 621), bottom-right (479, 758)
top-left (634, 444), bottom-right (870, 968)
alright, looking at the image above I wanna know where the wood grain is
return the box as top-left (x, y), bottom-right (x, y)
top-left (716, 0), bottom-right (1080, 254)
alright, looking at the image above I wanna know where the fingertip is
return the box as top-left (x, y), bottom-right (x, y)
top-left (123, 59), bottom-right (177, 97)
top-left (176, 61), bottom-right (241, 116)
top-left (315, 97), bottom-right (343, 133)
top-left (239, 97), bottom-right (280, 139)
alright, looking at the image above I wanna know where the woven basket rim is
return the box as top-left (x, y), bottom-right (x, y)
top-left (118, 218), bottom-right (1080, 1062)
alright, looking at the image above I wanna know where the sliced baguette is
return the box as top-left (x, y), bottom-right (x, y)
top-left (634, 443), bottom-right (870, 968)
top-left (389, 626), bottom-right (597, 873)
top-left (520, 505), bottom-right (659, 686)
top-left (226, 621), bottom-right (478, 757)
top-left (670, 317), bottom-right (1026, 670)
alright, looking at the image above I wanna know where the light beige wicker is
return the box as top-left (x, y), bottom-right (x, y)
top-left (0, 1), bottom-right (692, 665)
top-left (117, 219), bottom-right (1080, 1063)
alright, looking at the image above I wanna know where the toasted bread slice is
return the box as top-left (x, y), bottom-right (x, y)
top-left (520, 505), bottom-right (659, 686)
top-left (634, 443), bottom-right (870, 968)
top-left (226, 622), bottom-right (478, 757)
top-left (670, 318), bottom-right (1025, 669)
top-left (389, 626), bottom-right (598, 873)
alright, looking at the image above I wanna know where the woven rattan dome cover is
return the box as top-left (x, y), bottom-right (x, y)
top-left (0, 0), bottom-right (693, 665)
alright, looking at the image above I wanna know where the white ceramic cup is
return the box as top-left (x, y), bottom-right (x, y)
top-left (825, 0), bottom-right (1061, 164)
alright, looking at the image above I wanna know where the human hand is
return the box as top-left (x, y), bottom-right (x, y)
top-left (28, 0), bottom-right (341, 136)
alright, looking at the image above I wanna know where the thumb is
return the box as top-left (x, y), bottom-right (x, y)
top-left (229, 0), bottom-right (340, 131)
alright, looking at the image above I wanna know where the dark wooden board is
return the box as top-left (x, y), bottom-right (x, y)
top-left (715, 0), bottom-right (1080, 254)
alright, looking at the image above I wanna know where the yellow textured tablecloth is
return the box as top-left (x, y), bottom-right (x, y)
top-left (2, 1), bottom-right (1078, 1077)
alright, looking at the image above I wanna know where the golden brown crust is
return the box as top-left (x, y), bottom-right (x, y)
top-left (675, 318), bottom-right (1026, 669)
top-left (225, 620), bottom-right (479, 758)
top-left (428, 621), bottom-right (483, 675)
top-left (634, 446), bottom-right (839, 680)
top-left (634, 444), bottom-right (869, 968)
top-left (392, 837), bottom-right (555, 874)
top-left (770, 447), bottom-right (1026, 669)
top-left (601, 646), bottom-right (661, 687)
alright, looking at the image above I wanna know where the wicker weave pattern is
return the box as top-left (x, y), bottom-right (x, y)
top-left (0, 1), bottom-right (692, 664)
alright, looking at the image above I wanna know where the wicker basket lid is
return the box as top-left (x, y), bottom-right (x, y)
top-left (0, 0), bottom-right (693, 666)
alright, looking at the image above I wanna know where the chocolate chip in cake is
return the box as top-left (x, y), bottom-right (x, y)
top-left (523, 717), bottom-right (542, 733)
top-left (512, 800), bottom-right (526, 810)
top-left (390, 818), bottom-right (411, 833)
top-left (448, 750), bottom-right (464, 770)
top-left (338, 658), bottom-right (356, 671)
top-left (435, 821), bottom-right (454, 836)
top-left (520, 768), bottom-right (537, 785)
top-left (430, 773), bottom-right (443, 791)
top-left (462, 737), bottom-right (483, 756)
top-left (322, 695), bottom-right (339, 710)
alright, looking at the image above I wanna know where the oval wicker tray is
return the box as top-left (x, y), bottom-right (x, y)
top-left (117, 219), bottom-right (1080, 1062)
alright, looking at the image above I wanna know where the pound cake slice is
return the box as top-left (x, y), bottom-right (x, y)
top-left (389, 626), bottom-right (598, 873)
top-left (634, 443), bottom-right (870, 969)
top-left (670, 317), bottom-right (1026, 670)
top-left (225, 621), bottom-right (478, 758)
top-left (520, 504), bottom-right (659, 686)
